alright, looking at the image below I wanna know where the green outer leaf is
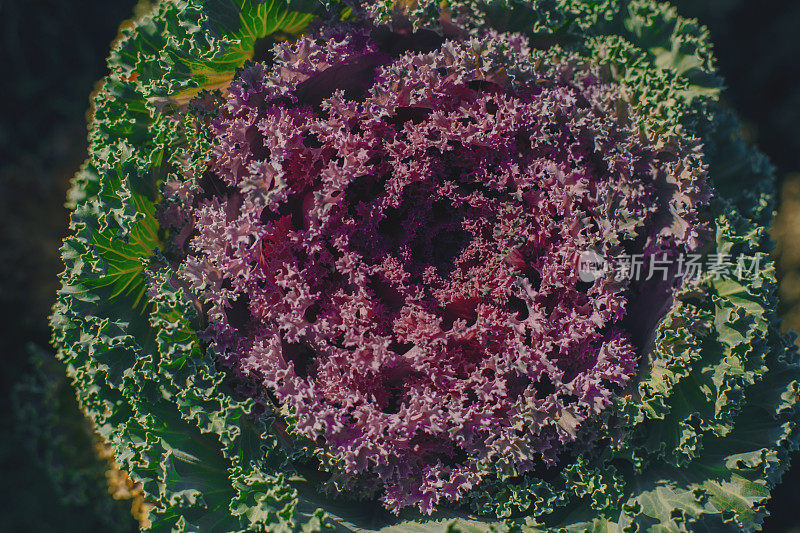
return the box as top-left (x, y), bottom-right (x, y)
top-left (52, 1), bottom-right (338, 530)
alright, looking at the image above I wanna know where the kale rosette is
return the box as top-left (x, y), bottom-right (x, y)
top-left (52, 0), bottom-right (800, 531)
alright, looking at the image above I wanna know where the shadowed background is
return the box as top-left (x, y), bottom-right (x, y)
top-left (0, 0), bottom-right (797, 530)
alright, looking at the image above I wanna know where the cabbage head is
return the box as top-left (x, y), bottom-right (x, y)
top-left (52, 0), bottom-right (800, 531)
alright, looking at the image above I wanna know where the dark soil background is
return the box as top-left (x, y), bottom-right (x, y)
top-left (0, 1), bottom-right (148, 530)
top-left (0, 0), bottom-right (797, 530)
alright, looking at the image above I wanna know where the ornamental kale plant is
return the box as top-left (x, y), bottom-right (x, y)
top-left (52, 0), bottom-right (800, 531)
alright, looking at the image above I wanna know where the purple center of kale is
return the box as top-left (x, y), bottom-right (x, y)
top-left (180, 29), bottom-right (708, 513)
